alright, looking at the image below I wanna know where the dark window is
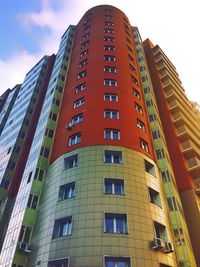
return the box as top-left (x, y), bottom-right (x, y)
top-left (74, 98), bottom-right (85, 108)
top-left (53, 217), bottom-right (72, 238)
top-left (161, 170), bottom-right (171, 182)
top-left (149, 187), bottom-right (162, 208)
top-left (34, 168), bottom-right (45, 181)
top-left (105, 178), bottom-right (124, 195)
top-left (27, 194), bottom-right (39, 209)
top-left (80, 49), bottom-right (88, 58)
top-left (144, 87), bottom-right (150, 94)
top-left (58, 182), bottom-right (75, 201)
top-left (146, 99), bottom-right (153, 107)
top-left (48, 258), bottom-right (69, 267)
top-left (104, 36), bottom-right (114, 42)
top-left (104, 55), bottom-right (116, 62)
top-left (40, 147), bottom-right (50, 158)
top-left (104, 93), bottom-right (118, 102)
top-left (104, 45), bottom-right (115, 51)
top-left (104, 29), bottom-right (114, 33)
top-left (104, 129), bottom-right (120, 140)
top-left (135, 103), bottom-right (143, 114)
top-left (105, 257), bottom-right (131, 267)
top-left (131, 75), bottom-right (138, 85)
top-left (152, 129), bottom-right (160, 139)
top-left (149, 114), bottom-right (157, 122)
top-left (104, 150), bottom-right (122, 164)
top-left (82, 32), bottom-right (89, 40)
top-left (133, 89), bottom-right (140, 98)
top-left (104, 21), bottom-right (114, 26)
top-left (104, 66), bottom-right (116, 73)
top-left (167, 196), bottom-right (177, 211)
top-left (45, 128), bottom-right (54, 138)
top-left (77, 70), bottom-right (87, 79)
top-left (72, 113), bottom-right (83, 125)
top-left (104, 79), bottom-right (117, 87)
top-left (156, 149), bottom-right (165, 159)
top-left (81, 41), bottom-right (89, 48)
top-left (19, 226), bottom-right (31, 243)
top-left (144, 160), bottom-right (156, 177)
top-left (140, 138), bottom-right (149, 152)
top-left (105, 213), bottom-right (128, 234)
top-left (104, 109), bottom-right (119, 119)
top-left (128, 54), bottom-right (134, 62)
top-left (64, 154), bottom-right (78, 170)
top-left (129, 64), bottom-right (136, 73)
top-left (79, 59), bottom-right (88, 68)
top-left (136, 119), bottom-right (145, 131)
top-left (76, 83), bottom-right (86, 93)
top-left (69, 133), bottom-right (81, 146)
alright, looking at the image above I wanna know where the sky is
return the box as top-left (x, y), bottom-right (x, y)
top-left (0, 0), bottom-right (200, 103)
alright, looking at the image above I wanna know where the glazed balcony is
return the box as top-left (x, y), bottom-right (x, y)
top-left (187, 157), bottom-right (200, 178)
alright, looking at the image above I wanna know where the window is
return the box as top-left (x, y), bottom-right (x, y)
top-left (76, 83), bottom-right (86, 93)
top-left (131, 75), bottom-right (138, 85)
top-left (127, 45), bottom-right (133, 53)
top-left (105, 257), bottom-right (131, 267)
top-left (161, 170), bottom-right (171, 183)
top-left (104, 29), bottom-right (114, 33)
top-left (81, 41), bottom-right (89, 48)
top-left (104, 109), bottom-right (119, 119)
top-left (129, 64), bottom-right (136, 73)
top-left (167, 196), bottom-right (177, 211)
top-left (140, 66), bottom-right (145, 71)
top-left (173, 228), bottom-right (185, 246)
top-left (149, 187), bottom-right (162, 208)
top-left (126, 37), bottom-right (131, 44)
top-left (79, 59), bottom-right (88, 68)
top-left (104, 93), bottom-right (118, 102)
top-left (105, 9), bottom-right (112, 13)
top-left (40, 147), bottom-right (50, 158)
top-left (53, 217), bottom-right (72, 238)
top-left (104, 36), bottom-right (114, 42)
top-left (135, 103), bottom-right (143, 114)
top-left (104, 129), bottom-right (120, 140)
top-left (58, 182), bottom-right (75, 201)
top-left (146, 99), bottom-right (153, 107)
top-left (152, 129), bottom-right (160, 139)
top-left (64, 154), bottom-right (78, 169)
top-left (48, 258), bottom-right (69, 267)
top-left (49, 112), bottom-right (57, 121)
top-left (34, 168), bottom-right (45, 181)
top-left (104, 21), bottom-right (114, 26)
top-left (105, 15), bottom-right (113, 19)
top-left (104, 178), bottom-right (124, 195)
top-left (82, 32), bottom-right (89, 40)
top-left (136, 119), bottom-right (145, 131)
top-left (149, 114), bottom-right (157, 122)
top-left (80, 49), bottom-right (88, 57)
top-left (74, 98), bottom-right (85, 108)
top-left (104, 66), bottom-right (116, 73)
top-left (27, 194), bottom-right (39, 209)
top-left (154, 221), bottom-right (167, 241)
top-left (144, 160), bottom-right (156, 177)
top-left (138, 56), bottom-right (144, 62)
top-left (72, 113), bottom-right (83, 125)
top-left (104, 55), bottom-right (116, 62)
top-left (128, 54), bottom-right (134, 62)
top-left (104, 150), bottom-right (122, 164)
top-left (125, 29), bottom-right (130, 37)
top-left (104, 79), bottom-right (117, 87)
top-left (133, 89), bottom-right (140, 98)
top-left (144, 87), bottom-right (150, 94)
top-left (156, 149), bottom-right (165, 159)
top-left (140, 138), bottom-right (149, 152)
top-left (104, 45), bottom-right (115, 51)
top-left (19, 226), bottom-right (31, 243)
top-left (45, 128), bottom-right (54, 138)
top-left (77, 70), bottom-right (87, 79)
top-left (69, 133), bottom-right (81, 146)
top-left (105, 213), bottom-right (128, 234)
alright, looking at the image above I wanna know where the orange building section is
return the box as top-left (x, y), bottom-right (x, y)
top-left (143, 39), bottom-right (193, 192)
top-left (51, 5), bottom-right (154, 163)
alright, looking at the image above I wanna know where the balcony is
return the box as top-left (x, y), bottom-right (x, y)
top-left (181, 140), bottom-right (200, 159)
top-left (187, 157), bottom-right (200, 178)
top-left (165, 89), bottom-right (175, 99)
top-left (171, 112), bottom-right (184, 126)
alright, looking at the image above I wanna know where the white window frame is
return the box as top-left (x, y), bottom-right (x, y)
top-left (69, 133), bottom-right (81, 146)
top-left (104, 55), bottom-right (116, 62)
top-left (136, 119), bottom-right (145, 131)
top-left (74, 98), bottom-right (85, 108)
top-left (104, 45), bottom-right (116, 51)
top-left (104, 212), bottom-right (128, 234)
top-left (104, 178), bottom-right (125, 195)
top-left (104, 129), bottom-right (120, 140)
top-left (104, 66), bottom-right (117, 73)
top-left (76, 83), bottom-right (86, 93)
top-left (140, 138), bottom-right (149, 152)
top-left (104, 79), bottom-right (117, 87)
top-left (104, 94), bottom-right (118, 102)
top-left (135, 103), bottom-right (143, 114)
top-left (72, 113), bottom-right (83, 125)
top-left (104, 110), bottom-right (119, 119)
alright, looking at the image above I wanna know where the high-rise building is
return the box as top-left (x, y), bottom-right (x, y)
top-left (0, 5), bottom-right (199, 267)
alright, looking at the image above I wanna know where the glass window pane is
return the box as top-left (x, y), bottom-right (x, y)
top-left (118, 262), bottom-right (126, 267)
top-left (106, 217), bottom-right (113, 232)
top-left (106, 261), bottom-right (114, 267)
top-left (105, 154), bottom-right (112, 163)
top-left (115, 183), bottom-right (122, 194)
top-left (116, 218), bottom-right (125, 233)
top-left (113, 155), bottom-right (120, 163)
top-left (105, 181), bottom-right (112, 194)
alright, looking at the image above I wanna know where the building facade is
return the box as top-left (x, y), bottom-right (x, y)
top-left (0, 5), bottom-right (199, 267)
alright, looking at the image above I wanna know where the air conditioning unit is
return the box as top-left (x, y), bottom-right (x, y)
top-left (152, 237), bottom-right (164, 250)
top-left (164, 241), bottom-right (174, 253)
top-left (66, 123), bottom-right (73, 130)
top-left (19, 242), bottom-right (31, 253)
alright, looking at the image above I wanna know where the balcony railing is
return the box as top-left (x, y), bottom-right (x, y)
top-left (187, 157), bottom-right (200, 178)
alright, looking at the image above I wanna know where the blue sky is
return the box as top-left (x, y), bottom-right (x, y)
top-left (0, 0), bottom-right (200, 103)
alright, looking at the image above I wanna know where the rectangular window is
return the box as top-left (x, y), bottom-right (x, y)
top-left (48, 258), bottom-right (69, 267)
top-left (72, 113), bottom-right (83, 125)
top-left (104, 28), bottom-right (114, 33)
top-left (104, 93), bottom-right (118, 102)
top-left (104, 21), bottom-right (114, 26)
top-left (64, 154), bottom-right (78, 169)
top-left (140, 138), bottom-right (149, 152)
top-left (80, 49), bottom-right (88, 57)
top-left (149, 187), bottom-right (162, 208)
top-left (104, 129), bottom-right (120, 140)
top-left (105, 257), bottom-right (131, 267)
top-left (19, 226), bottom-right (31, 243)
top-left (53, 217), bottom-right (72, 238)
top-left (127, 45), bottom-right (133, 53)
top-left (104, 109), bottom-right (119, 119)
top-left (58, 182), bottom-right (75, 201)
top-left (104, 79), bottom-right (117, 87)
top-left (104, 55), bottom-right (116, 61)
top-left (133, 89), bottom-right (140, 98)
top-left (104, 150), bottom-right (122, 164)
top-left (140, 66), bottom-right (145, 71)
top-left (136, 119), bottom-right (145, 131)
top-left (69, 133), bottom-right (81, 146)
top-left (146, 99), bottom-right (153, 107)
top-left (131, 75), bottom-right (138, 85)
top-left (45, 128), bottom-right (54, 138)
top-left (144, 87), bottom-right (150, 94)
top-left (82, 32), bottom-right (89, 40)
top-left (74, 98), bottom-right (85, 108)
top-left (149, 113), bottom-right (157, 122)
top-left (104, 66), bottom-right (116, 73)
top-left (135, 103), bottom-right (143, 114)
top-left (129, 64), bottom-right (136, 73)
top-left (77, 70), bottom-right (87, 79)
top-left (144, 160), bottom-right (156, 177)
top-left (167, 196), bottom-right (177, 211)
top-left (81, 41), bottom-right (89, 48)
top-left (105, 15), bottom-right (113, 19)
top-left (104, 36), bottom-right (114, 42)
top-left (128, 54), bottom-right (134, 62)
top-left (104, 45), bottom-right (115, 51)
top-left (105, 213), bottom-right (128, 234)
top-left (161, 170), bottom-right (171, 183)
top-left (27, 194), bottom-right (39, 209)
top-left (156, 149), bottom-right (165, 159)
top-left (142, 76), bottom-right (148, 82)
top-left (76, 83), bottom-right (86, 93)
top-left (152, 129), bottom-right (160, 139)
top-left (154, 221), bottom-right (167, 241)
top-left (79, 59), bottom-right (88, 68)
top-left (138, 56), bottom-right (144, 62)
top-left (40, 147), bottom-right (50, 158)
top-left (104, 178), bottom-right (124, 195)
